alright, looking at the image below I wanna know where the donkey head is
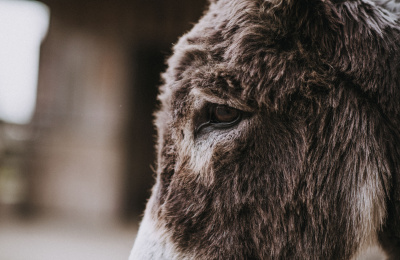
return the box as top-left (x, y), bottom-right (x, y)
top-left (130, 0), bottom-right (400, 259)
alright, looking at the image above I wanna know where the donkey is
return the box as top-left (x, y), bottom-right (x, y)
top-left (129, 0), bottom-right (400, 259)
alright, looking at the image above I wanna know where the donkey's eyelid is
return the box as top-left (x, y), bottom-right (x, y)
top-left (194, 103), bottom-right (243, 136)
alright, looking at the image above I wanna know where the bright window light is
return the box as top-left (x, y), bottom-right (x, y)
top-left (0, 0), bottom-right (49, 124)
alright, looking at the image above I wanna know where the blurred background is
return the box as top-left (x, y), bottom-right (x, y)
top-left (0, 0), bottom-right (206, 259)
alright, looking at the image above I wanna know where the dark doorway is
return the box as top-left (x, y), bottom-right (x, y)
top-left (123, 45), bottom-right (168, 219)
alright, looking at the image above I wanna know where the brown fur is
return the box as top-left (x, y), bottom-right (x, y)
top-left (132, 0), bottom-right (400, 259)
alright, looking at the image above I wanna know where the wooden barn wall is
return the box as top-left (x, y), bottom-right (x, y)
top-left (26, 0), bottom-right (207, 221)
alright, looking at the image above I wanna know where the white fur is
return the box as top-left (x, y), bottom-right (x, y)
top-left (129, 192), bottom-right (187, 260)
top-left (373, 0), bottom-right (400, 14)
top-left (362, 0), bottom-right (399, 34)
top-left (351, 246), bottom-right (387, 260)
top-left (351, 162), bottom-right (388, 259)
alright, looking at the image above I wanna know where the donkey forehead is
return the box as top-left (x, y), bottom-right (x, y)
top-left (165, 2), bottom-right (312, 108)
top-left (162, 0), bottom-right (400, 114)
top-left (165, 35), bottom-right (311, 112)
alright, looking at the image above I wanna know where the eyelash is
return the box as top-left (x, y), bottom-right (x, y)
top-left (194, 104), bottom-right (243, 135)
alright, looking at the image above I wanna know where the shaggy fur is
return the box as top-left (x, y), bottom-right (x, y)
top-left (130, 0), bottom-right (400, 259)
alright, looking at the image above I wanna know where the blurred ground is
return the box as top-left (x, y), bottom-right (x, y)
top-left (0, 215), bottom-right (137, 260)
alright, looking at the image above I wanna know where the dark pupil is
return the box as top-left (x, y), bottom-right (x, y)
top-left (213, 105), bottom-right (239, 123)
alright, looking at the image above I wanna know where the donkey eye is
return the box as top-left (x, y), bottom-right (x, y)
top-left (210, 105), bottom-right (240, 124)
top-left (194, 104), bottom-right (242, 135)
